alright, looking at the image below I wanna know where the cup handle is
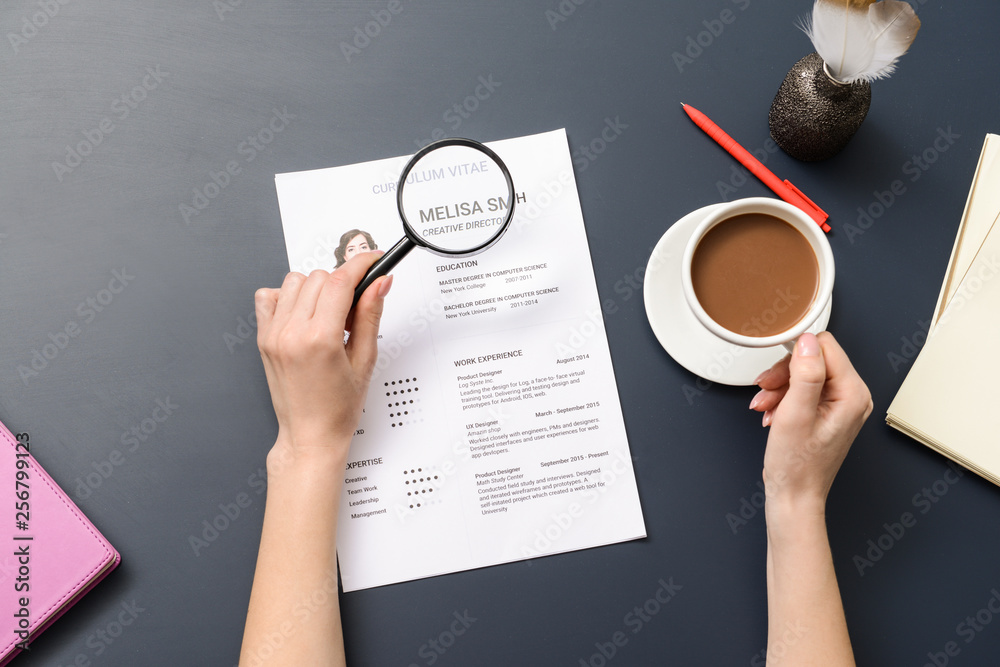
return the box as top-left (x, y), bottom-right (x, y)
top-left (782, 340), bottom-right (795, 354)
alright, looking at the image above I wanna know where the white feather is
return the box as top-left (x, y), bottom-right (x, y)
top-left (864, 1), bottom-right (922, 80)
top-left (802, 0), bottom-right (921, 84)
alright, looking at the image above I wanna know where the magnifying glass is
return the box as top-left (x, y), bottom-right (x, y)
top-left (352, 138), bottom-right (516, 306)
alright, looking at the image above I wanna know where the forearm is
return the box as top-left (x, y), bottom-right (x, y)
top-left (240, 443), bottom-right (348, 667)
top-left (764, 502), bottom-right (855, 666)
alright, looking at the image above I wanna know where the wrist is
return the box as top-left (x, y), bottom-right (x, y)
top-left (765, 495), bottom-right (827, 544)
top-left (762, 466), bottom-right (829, 517)
top-left (267, 434), bottom-right (351, 478)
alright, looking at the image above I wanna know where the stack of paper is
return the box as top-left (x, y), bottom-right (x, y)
top-left (887, 134), bottom-right (1000, 484)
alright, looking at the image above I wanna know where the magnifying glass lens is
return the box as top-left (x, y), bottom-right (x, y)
top-left (399, 144), bottom-right (513, 254)
top-left (352, 139), bottom-right (515, 307)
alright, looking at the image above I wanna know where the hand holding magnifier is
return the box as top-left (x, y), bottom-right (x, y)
top-left (352, 138), bottom-right (516, 306)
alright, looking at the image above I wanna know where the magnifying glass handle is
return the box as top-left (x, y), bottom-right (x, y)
top-left (352, 236), bottom-right (416, 307)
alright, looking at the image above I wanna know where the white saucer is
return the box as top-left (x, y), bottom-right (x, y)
top-left (643, 204), bottom-right (833, 386)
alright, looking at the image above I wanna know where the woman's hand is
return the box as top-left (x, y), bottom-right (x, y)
top-left (241, 253), bottom-right (390, 667)
top-left (254, 252), bottom-right (392, 459)
top-left (751, 332), bottom-right (869, 667)
top-left (750, 332), bottom-right (873, 514)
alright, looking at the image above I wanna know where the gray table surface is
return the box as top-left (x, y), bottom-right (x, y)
top-left (3, 1), bottom-right (999, 665)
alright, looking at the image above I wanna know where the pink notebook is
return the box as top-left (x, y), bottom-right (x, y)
top-left (0, 419), bottom-right (120, 664)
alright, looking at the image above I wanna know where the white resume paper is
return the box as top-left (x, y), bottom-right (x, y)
top-left (275, 129), bottom-right (646, 591)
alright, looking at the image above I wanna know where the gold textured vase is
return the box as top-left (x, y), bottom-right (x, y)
top-left (769, 52), bottom-right (871, 162)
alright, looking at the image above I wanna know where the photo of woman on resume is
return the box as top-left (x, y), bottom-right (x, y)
top-left (335, 229), bottom-right (378, 267)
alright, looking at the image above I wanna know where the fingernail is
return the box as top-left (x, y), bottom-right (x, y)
top-left (797, 333), bottom-right (820, 357)
top-left (753, 369), bottom-right (771, 385)
top-left (749, 390), bottom-right (764, 410)
top-left (377, 274), bottom-right (394, 298)
top-left (762, 410), bottom-right (772, 427)
top-left (375, 249), bottom-right (386, 256)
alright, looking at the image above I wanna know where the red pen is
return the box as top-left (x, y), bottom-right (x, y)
top-left (682, 103), bottom-right (831, 233)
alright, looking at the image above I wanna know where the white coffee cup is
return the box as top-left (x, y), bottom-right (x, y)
top-left (681, 197), bottom-right (835, 349)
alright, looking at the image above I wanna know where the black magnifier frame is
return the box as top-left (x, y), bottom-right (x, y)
top-left (352, 137), bottom-right (516, 307)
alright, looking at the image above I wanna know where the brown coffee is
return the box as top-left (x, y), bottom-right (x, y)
top-left (691, 213), bottom-right (818, 337)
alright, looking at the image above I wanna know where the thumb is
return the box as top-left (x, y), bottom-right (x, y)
top-left (783, 333), bottom-right (827, 415)
top-left (346, 274), bottom-right (391, 376)
top-left (254, 288), bottom-right (279, 347)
